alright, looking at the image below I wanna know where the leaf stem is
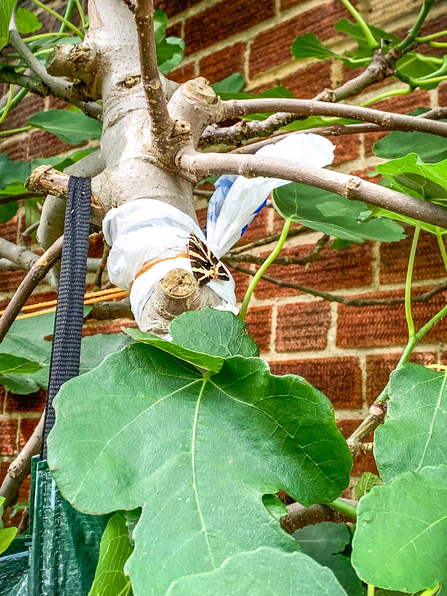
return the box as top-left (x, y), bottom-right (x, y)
top-left (59, 0), bottom-right (76, 33)
top-left (405, 222), bottom-right (421, 339)
top-left (23, 32), bottom-right (72, 43)
top-left (29, 0), bottom-right (84, 40)
top-left (339, 0), bottom-right (378, 50)
top-left (327, 498), bottom-right (357, 519)
top-left (0, 88), bottom-right (28, 123)
top-left (416, 29), bottom-right (447, 43)
top-left (367, 585), bottom-right (375, 596)
top-left (428, 41), bottom-right (447, 48)
top-left (0, 85), bottom-right (14, 126)
top-left (361, 86), bottom-right (412, 108)
top-left (397, 0), bottom-right (436, 52)
top-left (0, 125), bottom-right (32, 137)
top-left (239, 217), bottom-right (292, 321)
top-left (420, 584), bottom-right (441, 596)
top-left (74, 0), bottom-right (87, 31)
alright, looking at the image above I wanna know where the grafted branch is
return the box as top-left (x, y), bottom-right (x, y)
top-left (177, 150), bottom-right (447, 229)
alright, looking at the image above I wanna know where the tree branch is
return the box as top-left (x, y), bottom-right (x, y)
top-left (177, 150), bottom-right (447, 229)
top-left (228, 263), bottom-right (447, 307)
top-left (346, 403), bottom-right (386, 458)
top-left (0, 237), bottom-right (63, 342)
top-left (0, 414), bottom-right (44, 509)
top-left (131, 0), bottom-right (174, 152)
top-left (280, 498), bottom-right (358, 534)
top-left (0, 70), bottom-right (50, 97)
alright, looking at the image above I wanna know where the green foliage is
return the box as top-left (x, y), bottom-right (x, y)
top-left (0, 0), bottom-right (16, 50)
top-left (166, 547), bottom-right (348, 595)
top-left (291, 32), bottom-right (361, 67)
top-left (15, 8), bottom-right (42, 35)
top-left (28, 109), bottom-right (102, 145)
top-left (352, 465), bottom-right (447, 593)
top-left (48, 309), bottom-right (351, 596)
top-left (0, 310), bottom-right (133, 394)
top-left (212, 73), bottom-right (245, 94)
top-left (0, 154), bottom-right (31, 189)
top-left (0, 353), bottom-right (42, 374)
top-left (376, 154), bottom-right (447, 202)
top-left (355, 472), bottom-right (380, 500)
top-left (273, 183), bottom-right (405, 243)
top-left (89, 512), bottom-right (133, 596)
top-left (157, 37), bottom-right (185, 74)
top-left (294, 522), bottom-right (365, 595)
top-left (374, 364), bottom-right (447, 483)
top-left (0, 496), bottom-right (17, 555)
top-left (373, 130), bottom-right (447, 163)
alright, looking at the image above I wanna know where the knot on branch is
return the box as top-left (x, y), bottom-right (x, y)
top-left (318, 88), bottom-right (337, 103)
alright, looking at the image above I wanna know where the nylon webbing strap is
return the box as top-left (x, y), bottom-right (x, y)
top-left (41, 177), bottom-right (91, 458)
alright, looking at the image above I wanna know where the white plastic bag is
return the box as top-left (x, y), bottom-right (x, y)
top-left (103, 133), bottom-right (335, 328)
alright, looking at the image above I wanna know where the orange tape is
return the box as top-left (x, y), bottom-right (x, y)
top-left (134, 253), bottom-right (189, 281)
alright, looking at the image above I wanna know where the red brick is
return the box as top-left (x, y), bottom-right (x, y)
top-left (279, 61), bottom-right (332, 99)
top-left (0, 138), bottom-right (27, 161)
top-left (88, 233), bottom-right (105, 258)
top-left (270, 356), bottom-right (362, 408)
top-left (0, 270), bottom-right (27, 292)
top-left (249, 1), bottom-right (352, 78)
top-left (366, 352), bottom-right (435, 405)
top-left (380, 228), bottom-right (447, 285)
top-left (166, 23), bottom-right (182, 38)
top-left (236, 207), bottom-right (269, 246)
top-left (0, 290), bottom-right (57, 312)
top-left (169, 62), bottom-right (196, 84)
top-left (337, 418), bottom-right (378, 476)
top-left (332, 134), bottom-right (361, 164)
top-left (0, 216), bottom-right (19, 243)
top-left (245, 305), bottom-right (272, 352)
top-left (364, 90), bottom-right (431, 156)
top-left (196, 207), bottom-right (207, 228)
top-left (410, 14), bottom-right (447, 57)
top-left (0, 461), bottom-right (30, 503)
top-left (0, 95), bottom-right (45, 133)
top-left (276, 301), bottom-right (331, 351)
top-left (337, 288), bottom-right (447, 348)
top-left (228, 265), bottom-right (250, 302)
top-left (0, 419), bottom-right (18, 455)
top-left (6, 389), bottom-right (46, 414)
top-left (82, 322), bottom-right (136, 337)
top-left (200, 42), bottom-right (246, 83)
top-left (185, 0), bottom-right (275, 57)
top-left (26, 129), bottom-right (73, 160)
top-left (440, 83), bottom-right (447, 107)
top-left (350, 167), bottom-right (381, 185)
top-left (155, 0), bottom-right (202, 17)
top-left (281, 0), bottom-right (308, 10)
top-left (255, 242), bottom-right (373, 299)
top-left (19, 418), bottom-right (38, 450)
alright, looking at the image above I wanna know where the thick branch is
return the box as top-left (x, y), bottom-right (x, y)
top-left (0, 236), bottom-right (39, 270)
top-left (280, 499), bottom-right (358, 534)
top-left (132, 0), bottom-right (174, 152)
top-left (177, 150), bottom-right (447, 229)
top-left (228, 262), bottom-right (447, 307)
top-left (0, 237), bottom-right (63, 342)
top-left (0, 70), bottom-right (50, 97)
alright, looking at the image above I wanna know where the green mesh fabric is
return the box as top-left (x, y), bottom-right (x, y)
top-left (0, 459), bottom-right (107, 596)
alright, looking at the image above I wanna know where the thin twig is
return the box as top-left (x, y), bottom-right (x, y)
top-left (227, 262), bottom-right (447, 307)
top-left (132, 0), bottom-right (173, 150)
top-left (0, 193), bottom-right (45, 206)
top-left (0, 237), bottom-right (63, 342)
top-left (346, 403), bottom-right (387, 458)
top-left (93, 241), bottom-right (110, 291)
top-left (178, 150), bottom-right (447, 230)
top-left (20, 220), bottom-right (40, 245)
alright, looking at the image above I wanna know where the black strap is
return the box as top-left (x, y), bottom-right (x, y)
top-left (41, 177), bottom-right (91, 458)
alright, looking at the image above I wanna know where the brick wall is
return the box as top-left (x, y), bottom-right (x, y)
top-left (1, 0), bottom-right (447, 501)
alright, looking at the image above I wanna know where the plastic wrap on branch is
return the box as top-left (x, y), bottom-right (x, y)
top-left (103, 134), bottom-right (335, 329)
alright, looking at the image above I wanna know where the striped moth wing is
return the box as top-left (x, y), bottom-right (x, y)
top-left (188, 233), bottom-right (230, 286)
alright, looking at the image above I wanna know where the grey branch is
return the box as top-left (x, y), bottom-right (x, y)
top-left (177, 150), bottom-right (447, 230)
top-left (280, 499), bottom-right (358, 534)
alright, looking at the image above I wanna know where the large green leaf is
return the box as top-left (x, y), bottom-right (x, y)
top-left (375, 364), bottom-right (447, 483)
top-left (291, 32), bottom-right (358, 68)
top-left (89, 512), bottom-right (133, 596)
top-left (31, 147), bottom-right (98, 171)
top-left (376, 153), bottom-right (447, 201)
top-left (373, 131), bottom-right (447, 163)
top-left (0, 311), bottom-right (133, 394)
top-left (157, 37), bottom-right (184, 74)
top-left (0, 154), bottom-right (31, 189)
top-left (15, 7), bottom-right (42, 34)
top-left (28, 109), bottom-right (102, 145)
top-left (273, 183), bottom-right (405, 242)
top-left (294, 522), bottom-right (365, 596)
top-left (166, 547), bottom-right (348, 595)
top-left (0, 353), bottom-right (42, 374)
top-left (352, 465), bottom-right (447, 593)
top-left (334, 19), bottom-right (399, 60)
top-left (0, 0), bottom-right (16, 50)
top-left (0, 200), bottom-right (18, 224)
top-left (48, 311), bottom-right (351, 596)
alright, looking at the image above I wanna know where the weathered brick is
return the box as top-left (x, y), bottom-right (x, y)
top-left (336, 418), bottom-right (378, 476)
top-left (0, 270), bottom-right (27, 292)
top-left (0, 216), bottom-right (19, 243)
top-left (350, 167), bottom-right (381, 184)
top-left (185, 0), bottom-right (275, 57)
top-left (279, 61), bottom-right (332, 99)
top-left (18, 418), bottom-right (38, 450)
top-left (276, 301), bottom-right (331, 351)
top-left (6, 389), bottom-right (46, 414)
top-left (228, 265), bottom-right (250, 302)
top-left (0, 461), bottom-right (30, 503)
top-left (166, 23), bottom-right (182, 38)
top-left (337, 288), bottom-right (447, 348)
top-left (439, 83), bottom-right (447, 107)
top-left (270, 356), bottom-right (362, 408)
top-left (0, 138), bottom-right (27, 161)
top-left (332, 134), bottom-right (361, 164)
top-left (366, 351), bottom-right (435, 405)
top-left (0, 95), bottom-right (45, 133)
top-left (0, 290), bottom-right (57, 312)
top-left (380, 228), bottom-right (447, 285)
top-left (280, 0), bottom-right (309, 11)
top-left (89, 233), bottom-right (105, 258)
top-left (168, 62), bottom-right (196, 84)
top-left (255, 242), bottom-right (373, 299)
top-left (26, 129), bottom-right (73, 160)
top-left (235, 207), bottom-right (269, 245)
top-left (0, 420), bottom-right (18, 455)
top-left (249, 1), bottom-right (352, 78)
top-left (155, 0), bottom-right (202, 17)
top-left (200, 42), bottom-right (246, 83)
top-left (245, 305), bottom-right (272, 352)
